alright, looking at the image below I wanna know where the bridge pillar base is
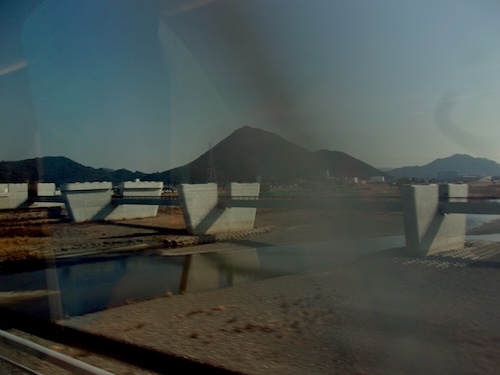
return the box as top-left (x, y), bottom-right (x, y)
top-left (178, 183), bottom-right (260, 235)
top-left (402, 184), bottom-right (467, 257)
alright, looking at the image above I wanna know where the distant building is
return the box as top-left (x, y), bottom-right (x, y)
top-left (370, 176), bottom-right (385, 183)
top-left (460, 175), bottom-right (481, 182)
top-left (343, 176), bottom-right (359, 184)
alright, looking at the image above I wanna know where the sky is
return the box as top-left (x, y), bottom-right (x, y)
top-left (1, 0), bottom-right (500, 173)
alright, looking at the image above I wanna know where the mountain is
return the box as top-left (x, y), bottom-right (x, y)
top-left (164, 126), bottom-right (316, 183)
top-left (0, 156), bottom-right (144, 185)
top-left (314, 150), bottom-right (387, 179)
top-left (0, 127), bottom-right (387, 185)
top-left (389, 154), bottom-right (500, 178)
top-left (161, 127), bottom-right (388, 183)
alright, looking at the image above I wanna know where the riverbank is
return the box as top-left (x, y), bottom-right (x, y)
top-left (59, 245), bottom-right (500, 374)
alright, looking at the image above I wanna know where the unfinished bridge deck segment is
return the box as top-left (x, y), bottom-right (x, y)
top-left (108, 194), bottom-right (404, 212)
top-left (219, 195), bottom-right (403, 211)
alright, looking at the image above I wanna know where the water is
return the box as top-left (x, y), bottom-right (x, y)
top-left (466, 198), bottom-right (500, 229)
top-left (0, 236), bottom-right (406, 320)
top-left (0, 254), bottom-right (184, 319)
top-left (467, 214), bottom-right (500, 230)
top-left (1, 211), bottom-right (499, 321)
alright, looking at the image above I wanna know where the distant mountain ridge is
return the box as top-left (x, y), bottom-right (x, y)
top-left (389, 154), bottom-right (500, 178)
top-left (0, 126), bottom-right (387, 185)
top-left (151, 127), bottom-right (388, 183)
top-left (0, 156), bottom-right (145, 185)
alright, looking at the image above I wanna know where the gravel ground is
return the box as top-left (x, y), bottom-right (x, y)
top-left (60, 247), bottom-right (500, 375)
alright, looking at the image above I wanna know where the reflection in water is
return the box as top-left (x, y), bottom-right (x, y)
top-left (0, 235), bottom-right (413, 320)
top-left (0, 248), bottom-right (272, 319)
top-left (0, 290), bottom-right (59, 303)
top-left (180, 249), bottom-right (265, 293)
top-left (0, 255), bottom-right (184, 319)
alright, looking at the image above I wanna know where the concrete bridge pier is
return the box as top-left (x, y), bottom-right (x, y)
top-left (178, 182), bottom-right (260, 235)
top-left (61, 182), bottom-right (114, 222)
top-left (61, 180), bottom-right (163, 222)
top-left (402, 183), bottom-right (468, 257)
top-left (107, 180), bottom-right (163, 220)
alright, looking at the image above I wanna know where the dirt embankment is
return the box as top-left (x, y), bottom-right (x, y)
top-left (0, 204), bottom-right (406, 263)
top-left (0, 206), bottom-right (183, 262)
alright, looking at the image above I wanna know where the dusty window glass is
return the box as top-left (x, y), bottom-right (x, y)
top-left (1, 1), bottom-right (499, 374)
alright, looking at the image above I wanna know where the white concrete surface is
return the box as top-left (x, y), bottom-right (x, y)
top-left (37, 183), bottom-right (56, 196)
top-left (0, 183), bottom-right (28, 209)
top-left (402, 184), bottom-right (468, 257)
top-left (178, 183), bottom-right (218, 234)
top-left (178, 183), bottom-right (260, 235)
top-left (225, 182), bottom-right (260, 231)
top-left (60, 182), bottom-right (113, 222)
top-left (107, 180), bottom-right (163, 220)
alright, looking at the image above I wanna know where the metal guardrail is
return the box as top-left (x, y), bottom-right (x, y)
top-left (0, 329), bottom-right (114, 375)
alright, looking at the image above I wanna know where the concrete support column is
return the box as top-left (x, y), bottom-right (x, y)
top-left (178, 183), bottom-right (219, 234)
top-left (0, 183), bottom-right (28, 209)
top-left (61, 182), bottom-right (113, 222)
top-left (402, 183), bottom-right (468, 257)
top-left (226, 183), bottom-right (260, 231)
top-left (178, 183), bottom-right (260, 235)
top-left (107, 180), bottom-right (163, 220)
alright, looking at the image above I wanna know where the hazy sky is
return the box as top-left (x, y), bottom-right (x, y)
top-left (2, 0), bottom-right (500, 172)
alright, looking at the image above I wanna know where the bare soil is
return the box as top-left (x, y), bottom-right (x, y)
top-left (0, 203), bottom-right (407, 263)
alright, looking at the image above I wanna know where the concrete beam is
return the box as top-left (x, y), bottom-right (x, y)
top-left (0, 183), bottom-right (28, 209)
top-left (37, 183), bottom-right (56, 196)
top-left (402, 184), bottom-right (468, 257)
top-left (178, 183), bottom-right (260, 235)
